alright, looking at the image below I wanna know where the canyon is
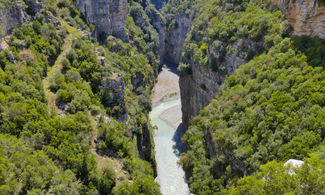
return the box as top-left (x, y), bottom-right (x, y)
top-left (1, 2), bottom-right (325, 119)
top-left (75, 1), bottom-right (325, 191)
top-left (150, 64), bottom-right (189, 195)
top-left (1, 0), bottom-right (325, 194)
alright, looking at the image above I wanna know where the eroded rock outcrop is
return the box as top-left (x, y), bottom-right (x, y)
top-left (180, 38), bottom-right (262, 127)
top-left (25, 0), bottom-right (42, 15)
top-left (136, 122), bottom-right (153, 162)
top-left (270, 0), bottom-right (325, 38)
top-left (146, 7), bottom-right (167, 63)
top-left (131, 72), bottom-right (146, 94)
top-left (0, 1), bottom-right (26, 37)
top-left (77, 0), bottom-right (127, 40)
top-left (165, 14), bottom-right (192, 64)
top-left (101, 73), bottom-right (128, 122)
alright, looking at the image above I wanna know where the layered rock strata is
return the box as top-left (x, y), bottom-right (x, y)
top-left (0, 1), bottom-right (25, 37)
top-left (270, 0), bottom-right (325, 38)
top-left (165, 14), bottom-right (192, 64)
top-left (77, 0), bottom-right (127, 40)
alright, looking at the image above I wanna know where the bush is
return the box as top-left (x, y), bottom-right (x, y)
top-left (177, 62), bottom-right (192, 75)
top-left (61, 57), bottom-right (71, 70)
top-left (56, 89), bottom-right (73, 103)
top-left (90, 105), bottom-right (101, 116)
top-left (98, 168), bottom-right (116, 194)
top-left (225, 156), bottom-right (325, 194)
top-left (67, 91), bottom-right (91, 113)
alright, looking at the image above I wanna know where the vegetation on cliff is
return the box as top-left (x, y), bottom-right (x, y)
top-left (2, 0), bottom-right (325, 194)
top-left (182, 37), bottom-right (325, 193)
top-left (177, 0), bottom-right (325, 194)
top-left (224, 155), bottom-right (325, 194)
top-left (0, 0), bottom-right (162, 194)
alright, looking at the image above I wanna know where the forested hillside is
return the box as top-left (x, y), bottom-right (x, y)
top-left (177, 0), bottom-right (325, 194)
top-left (1, 0), bottom-right (325, 194)
top-left (0, 0), bottom-right (162, 194)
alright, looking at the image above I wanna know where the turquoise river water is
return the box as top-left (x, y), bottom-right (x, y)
top-left (149, 99), bottom-right (190, 195)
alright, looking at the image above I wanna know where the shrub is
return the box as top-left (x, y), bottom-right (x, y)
top-left (90, 105), bottom-right (101, 116)
top-left (56, 89), bottom-right (73, 103)
top-left (98, 168), bottom-right (116, 194)
top-left (61, 57), bottom-right (71, 70)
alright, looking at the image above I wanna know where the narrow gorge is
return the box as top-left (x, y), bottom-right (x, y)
top-left (150, 64), bottom-right (189, 194)
top-left (1, 0), bottom-right (325, 194)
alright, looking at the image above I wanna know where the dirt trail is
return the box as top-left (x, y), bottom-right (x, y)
top-left (42, 21), bottom-right (81, 114)
top-left (42, 22), bottom-right (128, 182)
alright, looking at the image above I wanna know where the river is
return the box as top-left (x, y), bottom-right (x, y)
top-left (150, 65), bottom-right (190, 195)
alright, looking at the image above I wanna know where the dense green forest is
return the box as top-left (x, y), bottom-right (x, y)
top-left (0, 0), bottom-right (162, 194)
top-left (178, 0), bottom-right (325, 194)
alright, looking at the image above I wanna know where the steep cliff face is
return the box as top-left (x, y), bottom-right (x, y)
top-left (136, 122), bottom-right (153, 163)
top-left (179, 55), bottom-right (242, 127)
top-left (165, 14), bottom-right (192, 64)
top-left (77, 0), bottom-right (127, 40)
top-left (0, 1), bottom-right (26, 37)
top-left (270, 0), bottom-right (325, 38)
top-left (180, 64), bottom-right (219, 127)
top-left (146, 7), bottom-right (167, 63)
top-left (180, 38), bottom-right (262, 127)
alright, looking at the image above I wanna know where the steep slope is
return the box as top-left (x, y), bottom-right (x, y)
top-left (161, 0), bottom-right (193, 64)
top-left (150, 0), bottom-right (167, 9)
top-left (2, 0), bottom-right (325, 194)
top-left (176, 0), bottom-right (325, 194)
top-left (178, 0), bottom-right (325, 128)
top-left (179, 0), bottom-right (291, 127)
top-left (182, 36), bottom-right (325, 194)
top-left (0, 134), bottom-right (81, 194)
top-left (0, 0), bottom-right (163, 194)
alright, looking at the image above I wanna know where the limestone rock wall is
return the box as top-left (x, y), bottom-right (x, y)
top-left (165, 14), bottom-right (192, 64)
top-left (180, 38), bottom-right (261, 127)
top-left (25, 0), bottom-right (42, 15)
top-left (77, 0), bottom-right (127, 40)
top-left (270, 0), bottom-right (325, 38)
top-left (147, 7), bottom-right (167, 63)
top-left (0, 1), bottom-right (26, 37)
top-left (101, 74), bottom-right (128, 122)
top-left (179, 54), bottom-right (242, 127)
